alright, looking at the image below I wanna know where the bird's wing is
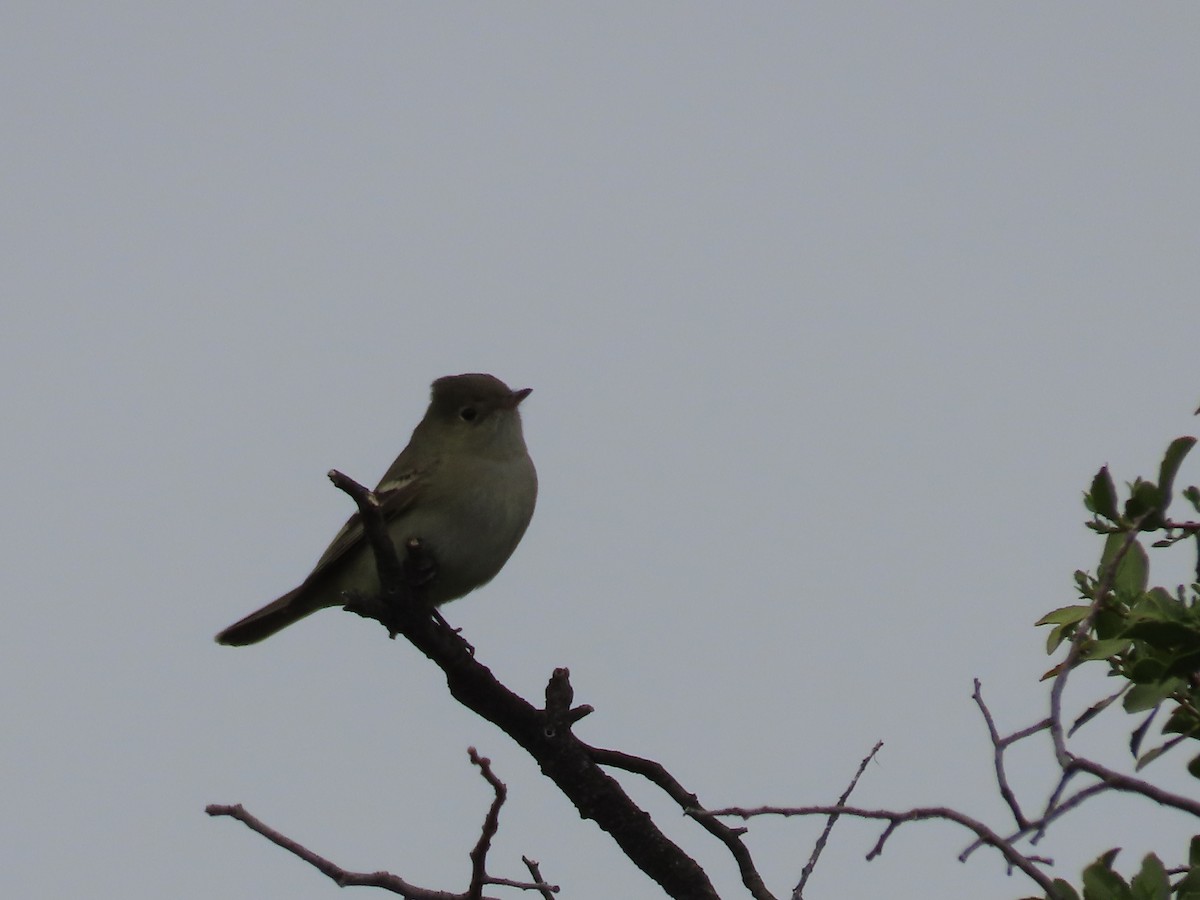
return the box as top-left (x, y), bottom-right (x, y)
top-left (307, 464), bottom-right (430, 575)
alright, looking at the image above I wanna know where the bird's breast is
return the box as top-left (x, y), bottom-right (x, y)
top-left (393, 454), bottom-right (536, 605)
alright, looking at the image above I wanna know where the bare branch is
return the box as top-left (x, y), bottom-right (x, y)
top-left (327, 469), bottom-right (406, 596)
top-left (205, 803), bottom-right (466, 899)
top-left (1067, 756), bottom-right (1200, 818)
top-left (467, 749), bottom-right (506, 900)
top-left (1029, 781), bottom-right (1109, 846)
top-left (482, 876), bottom-right (560, 894)
top-left (700, 803), bottom-right (1061, 897)
top-left (793, 741), bottom-right (882, 899)
top-left (1162, 518), bottom-right (1200, 534)
top-left (520, 857), bottom-right (557, 899)
top-left (1000, 717), bottom-right (1054, 747)
top-left (972, 681), bottom-right (1030, 830)
top-left (592, 746), bottom-right (775, 900)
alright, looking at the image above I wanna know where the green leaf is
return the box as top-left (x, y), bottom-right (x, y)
top-left (1122, 620), bottom-right (1200, 647)
top-left (1037, 605), bottom-right (1094, 626)
top-left (1124, 681), bottom-right (1179, 713)
top-left (1046, 622), bottom-right (1074, 655)
top-left (1189, 753), bottom-right (1200, 779)
top-left (1099, 533), bottom-right (1148, 597)
top-left (1184, 485), bottom-right (1200, 515)
top-left (1117, 546), bottom-right (1149, 597)
top-left (1174, 837), bottom-right (1200, 897)
top-left (1049, 880), bottom-right (1082, 900)
top-left (1090, 466), bottom-right (1120, 520)
top-left (1100, 532), bottom-right (1122, 569)
top-left (1129, 853), bottom-right (1169, 900)
top-left (1133, 587), bottom-right (1185, 619)
top-left (1079, 638), bottom-right (1131, 661)
top-left (1126, 658), bottom-right (1168, 684)
top-left (1082, 848), bottom-right (1131, 899)
top-left (1095, 608), bottom-right (1128, 640)
top-left (1165, 650), bottom-right (1200, 679)
top-left (1125, 478), bottom-right (1163, 527)
top-left (1157, 437), bottom-right (1196, 515)
top-left (1164, 707), bottom-right (1200, 738)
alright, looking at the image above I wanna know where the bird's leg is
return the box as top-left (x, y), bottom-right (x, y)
top-left (401, 539), bottom-right (474, 652)
top-left (401, 537), bottom-right (438, 589)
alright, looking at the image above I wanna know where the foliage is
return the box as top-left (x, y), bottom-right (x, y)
top-left (1033, 436), bottom-right (1200, 899)
top-left (1026, 839), bottom-right (1200, 900)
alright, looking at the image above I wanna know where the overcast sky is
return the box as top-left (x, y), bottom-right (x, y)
top-left (3, 4), bottom-right (1199, 899)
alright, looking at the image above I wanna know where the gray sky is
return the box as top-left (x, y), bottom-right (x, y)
top-left (3, 4), bottom-right (1199, 899)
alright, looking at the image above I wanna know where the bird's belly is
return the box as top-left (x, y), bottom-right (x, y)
top-left (412, 498), bottom-right (529, 604)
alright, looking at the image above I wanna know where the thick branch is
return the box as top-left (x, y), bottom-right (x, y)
top-left (590, 746), bottom-right (775, 900)
top-left (327, 471), bottom-right (721, 900)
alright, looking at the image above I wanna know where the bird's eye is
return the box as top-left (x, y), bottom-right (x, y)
top-left (459, 406), bottom-right (478, 422)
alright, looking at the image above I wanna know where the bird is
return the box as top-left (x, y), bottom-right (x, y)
top-left (215, 373), bottom-right (537, 645)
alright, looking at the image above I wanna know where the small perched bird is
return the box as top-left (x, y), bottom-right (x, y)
top-left (216, 373), bottom-right (537, 646)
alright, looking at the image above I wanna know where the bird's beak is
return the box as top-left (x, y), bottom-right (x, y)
top-left (507, 387), bottom-right (533, 409)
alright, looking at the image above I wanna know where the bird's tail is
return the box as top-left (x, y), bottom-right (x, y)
top-left (214, 586), bottom-right (322, 646)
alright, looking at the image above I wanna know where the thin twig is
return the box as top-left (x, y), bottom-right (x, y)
top-left (793, 741), bottom-right (883, 899)
top-left (999, 717), bottom-right (1054, 747)
top-left (520, 857), bottom-right (558, 900)
top-left (1029, 781), bottom-right (1110, 846)
top-left (1067, 757), bottom-right (1200, 817)
top-left (467, 748), bottom-right (506, 900)
top-left (701, 804), bottom-right (1060, 897)
top-left (205, 803), bottom-right (464, 898)
top-left (1032, 768), bottom-right (1078, 845)
top-left (972, 681), bottom-right (1029, 829)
